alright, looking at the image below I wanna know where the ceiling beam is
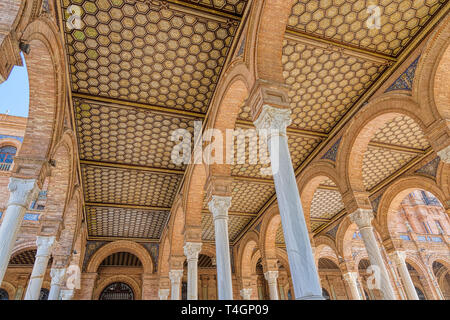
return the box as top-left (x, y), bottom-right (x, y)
top-left (85, 202), bottom-right (171, 212)
top-left (236, 120), bottom-right (328, 139)
top-left (368, 141), bottom-right (426, 155)
top-left (72, 92), bottom-right (206, 119)
top-left (285, 27), bottom-right (397, 63)
top-left (164, 0), bottom-right (242, 21)
top-left (80, 159), bottom-right (185, 175)
top-left (87, 236), bottom-right (160, 243)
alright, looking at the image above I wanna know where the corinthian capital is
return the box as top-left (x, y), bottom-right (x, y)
top-left (254, 105), bottom-right (292, 134)
top-left (50, 268), bottom-right (66, 286)
top-left (342, 272), bottom-right (358, 284)
top-left (264, 271), bottom-right (279, 284)
top-left (169, 269), bottom-right (183, 284)
top-left (437, 145), bottom-right (450, 164)
top-left (36, 236), bottom-right (56, 256)
top-left (349, 209), bottom-right (374, 229)
top-left (184, 242), bottom-right (202, 262)
top-left (7, 177), bottom-right (38, 207)
top-left (389, 251), bottom-right (406, 266)
top-left (208, 195), bottom-right (232, 220)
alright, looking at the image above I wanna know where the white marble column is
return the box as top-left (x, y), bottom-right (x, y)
top-left (389, 251), bottom-right (419, 300)
top-left (60, 289), bottom-right (74, 300)
top-left (169, 269), bottom-right (183, 300)
top-left (48, 268), bottom-right (66, 300)
top-left (24, 236), bottom-right (56, 300)
top-left (343, 272), bottom-right (362, 300)
top-left (240, 288), bottom-right (252, 300)
top-left (254, 105), bottom-right (322, 300)
top-left (349, 209), bottom-right (396, 300)
top-left (264, 271), bottom-right (279, 300)
top-left (0, 178), bottom-right (38, 284)
top-left (184, 242), bottom-right (202, 300)
top-left (208, 196), bottom-right (233, 300)
top-left (158, 288), bottom-right (170, 300)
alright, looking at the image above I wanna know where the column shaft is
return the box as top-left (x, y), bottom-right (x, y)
top-left (184, 242), bottom-right (202, 300)
top-left (24, 236), bottom-right (55, 300)
top-left (264, 271), bottom-right (279, 300)
top-left (350, 209), bottom-right (395, 300)
top-left (0, 178), bottom-right (38, 284)
top-left (169, 270), bottom-right (183, 300)
top-left (208, 196), bottom-right (233, 300)
top-left (343, 272), bottom-right (362, 300)
top-left (255, 105), bottom-right (322, 300)
top-left (48, 268), bottom-right (66, 300)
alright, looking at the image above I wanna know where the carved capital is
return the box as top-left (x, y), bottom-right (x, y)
top-left (7, 177), bottom-right (38, 208)
top-left (158, 288), bottom-right (170, 300)
top-left (437, 145), bottom-right (450, 164)
top-left (60, 289), bottom-right (74, 300)
top-left (50, 268), bottom-right (66, 286)
top-left (254, 104), bottom-right (292, 135)
top-left (248, 79), bottom-right (291, 122)
top-left (349, 209), bottom-right (374, 229)
top-left (169, 269), bottom-right (184, 284)
top-left (342, 272), bottom-right (358, 284)
top-left (183, 242), bottom-right (202, 262)
top-left (208, 195), bottom-right (232, 220)
top-left (36, 235), bottom-right (56, 256)
top-left (240, 288), bottom-right (253, 300)
top-left (389, 251), bottom-right (406, 266)
top-left (264, 270), bottom-right (279, 284)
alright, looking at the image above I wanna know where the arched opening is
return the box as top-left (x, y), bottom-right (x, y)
top-left (0, 145), bottom-right (17, 171)
top-left (415, 286), bottom-right (426, 300)
top-left (322, 288), bottom-right (330, 300)
top-left (432, 261), bottom-right (450, 300)
top-left (405, 262), bottom-right (428, 300)
top-left (0, 52), bottom-right (29, 117)
top-left (389, 190), bottom-right (448, 238)
top-left (358, 258), bottom-right (382, 300)
top-left (317, 258), bottom-right (343, 300)
top-left (255, 258), bottom-right (269, 300)
top-left (99, 282), bottom-right (134, 300)
top-left (0, 288), bottom-right (9, 300)
top-left (39, 288), bottom-right (49, 300)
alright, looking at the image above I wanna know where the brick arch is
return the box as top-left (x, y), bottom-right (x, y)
top-left (0, 138), bottom-right (22, 152)
top-left (54, 187), bottom-right (82, 257)
top-left (183, 164), bottom-right (206, 242)
top-left (297, 161), bottom-right (345, 232)
top-left (168, 199), bottom-right (185, 261)
top-left (314, 236), bottom-right (339, 260)
top-left (429, 256), bottom-right (450, 271)
top-left (250, 249), bottom-right (262, 275)
top-left (93, 275), bottom-right (141, 300)
top-left (237, 231), bottom-right (260, 279)
top-left (414, 16), bottom-right (450, 124)
top-left (436, 161), bottom-right (450, 201)
top-left (43, 138), bottom-right (71, 225)
top-left (206, 70), bottom-right (249, 177)
top-left (0, 281), bottom-right (16, 300)
top-left (259, 205), bottom-right (280, 263)
top-left (275, 248), bottom-right (291, 276)
top-left (335, 217), bottom-right (358, 261)
top-left (200, 243), bottom-right (216, 259)
top-left (158, 230), bottom-right (170, 277)
top-left (376, 175), bottom-right (448, 240)
top-left (337, 94), bottom-right (428, 194)
top-left (15, 17), bottom-right (66, 182)
top-left (86, 241), bottom-right (153, 274)
top-left (404, 254), bottom-right (435, 299)
top-left (10, 241), bottom-right (36, 258)
top-left (247, 0), bottom-right (296, 83)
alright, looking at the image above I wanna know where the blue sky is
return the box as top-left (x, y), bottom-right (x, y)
top-left (0, 52), bottom-right (29, 117)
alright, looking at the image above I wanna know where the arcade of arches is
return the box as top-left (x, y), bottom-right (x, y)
top-left (0, 0), bottom-right (449, 300)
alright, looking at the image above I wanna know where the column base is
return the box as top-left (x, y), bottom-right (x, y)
top-left (296, 295), bottom-right (324, 300)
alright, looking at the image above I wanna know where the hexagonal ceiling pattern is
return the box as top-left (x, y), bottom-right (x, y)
top-left (63, 0), bottom-right (239, 113)
top-left (288, 0), bottom-right (447, 56)
top-left (74, 97), bottom-right (196, 169)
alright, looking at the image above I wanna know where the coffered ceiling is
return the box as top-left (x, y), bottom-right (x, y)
top-left (60, 0), bottom-right (448, 247)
